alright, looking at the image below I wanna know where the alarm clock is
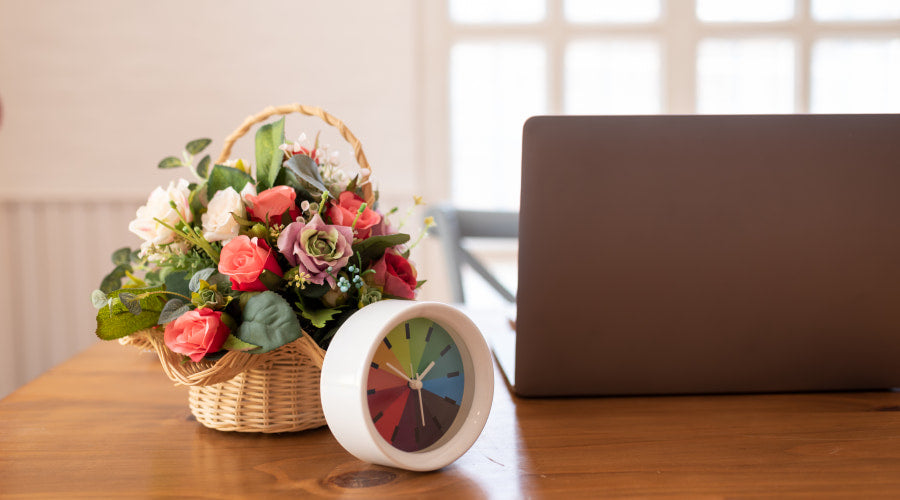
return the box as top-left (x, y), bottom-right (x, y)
top-left (320, 300), bottom-right (494, 471)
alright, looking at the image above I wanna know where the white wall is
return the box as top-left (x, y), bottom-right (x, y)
top-left (0, 0), bottom-right (447, 398)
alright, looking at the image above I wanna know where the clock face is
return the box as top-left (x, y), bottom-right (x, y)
top-left (366, 317), bottom-right (465, 452)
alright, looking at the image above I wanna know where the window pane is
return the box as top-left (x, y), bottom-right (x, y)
top-left (697, 38), bottom-right (795, 113)
top-left (813, 0), bottom-right (900, 21)
top-left (697, 0), bottom-right (794, 22)
top-left (449, 0), bottom-right (545, 24)
top-left (564, 39), bottom-right (661, 114)
top-left (450, 42), bottom-right (546, 210)
top-left (565, 0), bottom-right (660, 23)
top-left (811, 39), bottom-right (900, 112)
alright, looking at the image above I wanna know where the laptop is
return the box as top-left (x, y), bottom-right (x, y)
top-left (496, 114), bottom-right (900, 397)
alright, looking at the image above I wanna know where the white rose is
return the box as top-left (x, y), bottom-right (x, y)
top-left (128, 179), bottom-right (193, 248)
top-left (202, 187), bottom-right (245, 243)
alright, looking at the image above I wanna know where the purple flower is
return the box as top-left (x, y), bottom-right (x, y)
top-left (276, 214), bottom-right (354, 287)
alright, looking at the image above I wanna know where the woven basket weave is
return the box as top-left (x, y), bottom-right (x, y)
top-left (122, 104), bottom-right (376, 433)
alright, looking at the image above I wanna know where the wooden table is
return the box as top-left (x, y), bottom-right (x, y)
top-left (2, 342), bottom-right (900, 498)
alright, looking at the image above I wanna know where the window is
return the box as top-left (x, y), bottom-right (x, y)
top-left (423, 0), bottom-right (900, 211)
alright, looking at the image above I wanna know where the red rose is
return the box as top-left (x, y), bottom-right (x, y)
top-left (218, 235), bottom-right (283, 291)
top-left (245, 185), bottom-right (299, 223)
top-left (327, 191), bottom-right (381, 239)
top-left (369, 251), bottom-right (418, 299)
top-left (164, 308), bottom-right (229, 362)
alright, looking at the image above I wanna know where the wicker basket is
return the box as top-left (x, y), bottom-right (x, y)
top-left (122, 104), bottom-right (376, 433)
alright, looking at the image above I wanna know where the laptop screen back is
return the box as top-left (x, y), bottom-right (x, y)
top-left (515, 114), bottom-right (900, 397)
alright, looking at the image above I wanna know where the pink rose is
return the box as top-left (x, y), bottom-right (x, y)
top-left (327, 191), bottom-right (381, 239)
top-left (164, 308), bottom-right (229, 362)
top-left (245, 186), bottom-right (298, 223)
top-left (369, 251), bottom-right (418, 299)
top-left (276, 213), bottom-right (354, 287)
top-left (218, 235), bottom-right (283, 291)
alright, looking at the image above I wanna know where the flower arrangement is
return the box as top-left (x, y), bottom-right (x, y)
top-left (92, 115), bottom-right (432, 363)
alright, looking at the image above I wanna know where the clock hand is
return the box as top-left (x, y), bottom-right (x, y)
top-left (416, 385), bottom-right (425, 426)
top-left (418, 360), bottom-right (436, 380)
top-left (385, 362), bottom-right (411, 382)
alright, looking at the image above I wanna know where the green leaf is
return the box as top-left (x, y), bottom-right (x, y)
top-left (236, 291), bottom-right (302, 353)
top-left (95, 287), bottom-right (167, 340)
top-left (189, 182), bottom-right (207, 220)
top-left (196, 154), bottom-right (211, 178)
top-left (255, 117), bottom-right (285, 191)
top-left (352, 233), bottom-right (411, 268)
top-left (164, 271), bottom-right (191, 300)
top-left (158, 156), bottom-right (183, 169)
top-left (223, 334), bottom-right (260, 352)
top-left (185, 138), bottom-right (212, 155)
top-left (158, 298), bottom-right (190, 325)
top-left (111, 247), bottom-right (132, 266)
top-left (296, 300), bottom-right (342, 329)
top-left (99, 264), bottom-right (130, 294)
top-left (415, 280), bottom-right (427, 289)
top-left (90, 289), bottom-right (108, 309)
top-left (189, 268), bottom-right (216, 293)
top-left (117, 292), bottom-right (142, 315)
top-left (207, 165), bottom-right (254, 199)
top-left (284, 154), bottom-right (331, 198)
top-left (274, 166), bottom-right (316, 203)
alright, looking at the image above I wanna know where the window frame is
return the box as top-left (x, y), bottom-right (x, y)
top-left (420, 0), bottom-right (900, 205)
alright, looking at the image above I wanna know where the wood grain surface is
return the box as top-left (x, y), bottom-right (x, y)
top-left (2, 341), bottom-right (900, 498)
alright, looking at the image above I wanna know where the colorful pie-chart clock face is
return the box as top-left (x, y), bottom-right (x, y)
top-left (320, 300), bottom-right (494, 471)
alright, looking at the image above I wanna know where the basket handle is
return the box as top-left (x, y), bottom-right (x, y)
top-left (123, 330), bottom-right (326, 387)
top-left (216, 103), bottom-right (375, 206)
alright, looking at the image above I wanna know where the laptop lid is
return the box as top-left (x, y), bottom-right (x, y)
top-left (513, 114), bottom-right (900, 397)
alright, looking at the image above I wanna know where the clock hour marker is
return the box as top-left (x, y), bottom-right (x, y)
top-left (405, 322), bottom-right (411, 339)
top-left (447, 371), bottom-right (460, 378)
top-left (440, 345), bottom-right (451, 357)
top-left (367, 388), bottom-right (376, 395)
top-left (371, 362), bottom-right (379, 369)
top-left (373, 411), bottom-right (383, 423)
top-left (391, 426), bottom-right (400, 443)
top-left (425, 325), bottom-right (434, 342)
top-left (383, 338), bottom-right (392, 349)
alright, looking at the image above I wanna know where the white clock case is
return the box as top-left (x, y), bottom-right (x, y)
top-left (320, 300), bottom-right (494, 471)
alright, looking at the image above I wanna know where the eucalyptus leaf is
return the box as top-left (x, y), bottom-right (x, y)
top-left (196, 154), bottom-right (211, 178)
top-left (185, 138), bottom-right (212, 155)
top-left (236, 291), bottom-right (302, 354)
top-left (117, 292), bottom-right (142, 315)
top-left (90, 289), bottom-right (108, 309)
top-left (111, 247), bottom-right (132, 266)
top-left (284, 154), bottom-right (331, 198)
top-left (189, 268), bottom-right (216, 293)
top-left (254, 117), bottom-right (285, 191)
top-left (158, 298), bottom-right (190, 325)
top-left (158, 156), bottom-right (183, 169)
top-left (99, 264), bottom-right (130, 294)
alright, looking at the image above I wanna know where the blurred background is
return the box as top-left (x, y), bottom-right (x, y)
top-left (1, 0), bottom-right (898, 398)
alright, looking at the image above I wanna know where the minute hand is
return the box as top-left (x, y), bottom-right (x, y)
top-left (417, 361), bottom-right (436, 380)
top-left (385, 362), bottom-right (412, 382)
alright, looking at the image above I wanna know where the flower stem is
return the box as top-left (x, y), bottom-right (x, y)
top-left (351, 203), bottom-right (367, 230)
